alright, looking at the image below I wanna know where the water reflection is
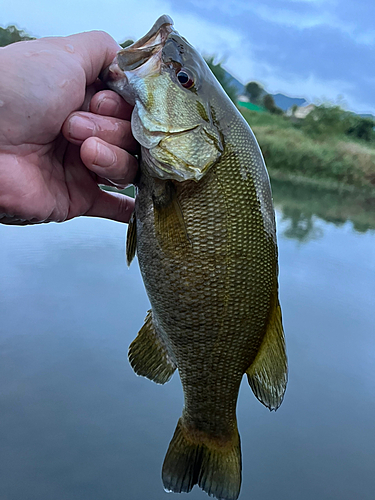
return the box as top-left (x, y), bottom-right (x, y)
top-left (0, 184), bottom-right (374, 500)
top-left (279, 207), bottom-right (324, 243)
top-left (272, 178), bottom-right (375, 241)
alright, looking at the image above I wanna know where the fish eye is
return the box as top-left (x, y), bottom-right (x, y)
top-left (176, 70), bottom-right (194, 89)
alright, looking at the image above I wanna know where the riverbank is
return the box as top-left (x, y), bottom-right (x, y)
top-left (241, 109), bottom-right (375, 196)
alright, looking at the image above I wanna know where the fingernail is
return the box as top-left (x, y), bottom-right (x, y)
top-left (96, 95), bottom-right (119, 115)
top-left (94, 142), bottom-right (116, 167)
top-left (68, 115), bottom-right (95, 140)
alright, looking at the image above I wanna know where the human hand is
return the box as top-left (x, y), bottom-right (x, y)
top-left (0, 31), bottom-right (138, 225)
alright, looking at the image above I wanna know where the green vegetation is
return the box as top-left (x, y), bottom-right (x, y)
top-left (243, 80), bottom-right (283, 115)
top-left (245, 81), bottom-right (263, 103)
top-left (241, 108), bottom-right (375, 195)
top-left (262, 94), bottom-right (283, 115)
top-left (204, 57), bottom-right (238, 103)
top-left (301, 105), bottom-right (375, 142)
top-left (0, 25), bottom-right (34, 46)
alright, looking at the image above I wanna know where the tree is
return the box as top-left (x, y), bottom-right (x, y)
top-left (204, 56), bottom-right (238, 103)
top-left (263, 94), bottom-right (283, 115)
top-left (245, 81), bottom-right (263, 103)
top-left (291, 104), bottom-right (298, 116)
top-left (0, 25), bottom-right (34, 47)
top-left (346, 116), bottom-right (375, 142)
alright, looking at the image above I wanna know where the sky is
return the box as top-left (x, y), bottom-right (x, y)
top-left (2, 0), bottom-right (375, 115)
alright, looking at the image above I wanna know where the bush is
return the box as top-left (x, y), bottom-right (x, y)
top-left (299, 104), bottom-right (375, 144)
top-left (346, 115), bottom-right (375, 142)
top-left (249, 124), bottom-right (375, 192)
top-left (301, 105), bottom-right (351, 138)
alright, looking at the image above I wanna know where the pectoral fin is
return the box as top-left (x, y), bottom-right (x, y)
top-left (154, 185), bottom-right (191, 250)
top-left (126, 211), bottom-right (137, 266)
top-left (246, 300), bottom-right (287, 411)
top-left (128, 310), bottom-right (176, 384)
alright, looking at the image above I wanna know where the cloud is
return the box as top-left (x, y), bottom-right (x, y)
top-left (2, 0), bottom-right (374, 114)
top-left (169, 12), bottom-right (244, 57)
top-left (169, 0), bottom-right (375, 114)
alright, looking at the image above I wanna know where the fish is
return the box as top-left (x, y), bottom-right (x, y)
top-left (103, 15), bottom-right (287, 500)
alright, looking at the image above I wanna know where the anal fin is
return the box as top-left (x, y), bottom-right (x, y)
top-left (128, 310), bottom-right (176, 384)
top-left (246, 300), bottom-right (288, 411)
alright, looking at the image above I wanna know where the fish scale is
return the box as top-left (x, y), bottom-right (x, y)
top-left (103, 14), bottom-right (287, 500)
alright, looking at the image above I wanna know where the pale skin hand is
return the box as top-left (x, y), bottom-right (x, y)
top-left (0, 31), bottom-right (138, 225)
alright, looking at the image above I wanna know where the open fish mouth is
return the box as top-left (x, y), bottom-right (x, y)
top-left (103, 15), bottom-right (174, 84)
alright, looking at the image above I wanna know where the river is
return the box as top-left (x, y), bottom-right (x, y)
top-left (0, 183), bottom-right (374, 500)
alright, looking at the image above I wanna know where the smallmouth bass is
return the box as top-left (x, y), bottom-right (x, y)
top-left (103, 15), bottom-right (287, 500)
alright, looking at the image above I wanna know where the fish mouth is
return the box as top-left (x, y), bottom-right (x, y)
top-left (118, 15), bottom-right (174, 71)
top-left (103, 15), bottom-right (174, 85)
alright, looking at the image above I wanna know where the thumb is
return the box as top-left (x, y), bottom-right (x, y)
top-left (61, 31), bottom-right (120, 86)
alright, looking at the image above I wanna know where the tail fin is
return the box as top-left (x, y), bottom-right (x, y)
top-left (162, 418), bottom-right (241, 500)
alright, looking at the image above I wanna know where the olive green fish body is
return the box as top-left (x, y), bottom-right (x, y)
top-left (136, 117), bottom-right (277, 423)
top-left (104, 15), bottom-right (287, 500)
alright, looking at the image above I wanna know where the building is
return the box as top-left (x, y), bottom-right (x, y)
top-left (286, 103), bottom-right (316, 119)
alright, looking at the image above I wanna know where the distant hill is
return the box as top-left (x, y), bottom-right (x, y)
top-left (222, 68), bottom-right (308, 111)
top-left (224, 73), bottom-right (245, 95)
top-left (271, 93), bottom-right (307, 111)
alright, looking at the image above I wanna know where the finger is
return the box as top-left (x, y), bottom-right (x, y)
top-left (0, 215), bottom-right (44, 225)
top-left (81, 137), bottom-right (138, 185)
top-left (90, 90), bottom-right (133, 120)
top-left (86, 190), bottom-right (135, 223)
top-left (82, 81), bottom-right (106, 112)
top-left (61, 31), bottom-right (121, 86)
top-left (63, 111), bottom-right (139, 153)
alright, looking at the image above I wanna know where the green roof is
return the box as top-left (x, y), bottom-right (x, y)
top-left (237, 101), bottom-right (266, 112)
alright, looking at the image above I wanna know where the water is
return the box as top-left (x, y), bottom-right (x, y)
top-left (0, 187), bottom-right (374, 500)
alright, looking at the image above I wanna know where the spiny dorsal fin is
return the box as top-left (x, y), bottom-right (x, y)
top-left (162, 418), bottom-right (241, 500)
top-left (128, 310), bottom-right (176, 384)
top-left (246, 300), bottom-right (287, 411)
top-left (126, 211), bottom-right (137, 266)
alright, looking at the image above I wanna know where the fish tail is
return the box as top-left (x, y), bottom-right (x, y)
top-left (162, 418), bottom-right (241, 500)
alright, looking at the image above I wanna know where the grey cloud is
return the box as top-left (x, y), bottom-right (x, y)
top-left (170, 0), bottom-right (375, 112)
